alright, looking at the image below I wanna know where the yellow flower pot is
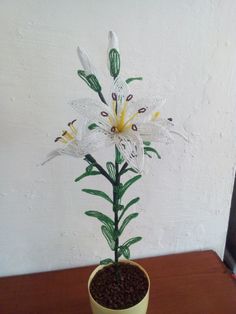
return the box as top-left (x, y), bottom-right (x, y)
top-left (88, 260), bottom-right (150, 314)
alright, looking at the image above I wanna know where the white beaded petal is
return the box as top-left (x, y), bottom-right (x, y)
top-left (114, 130), bottom-right (144, 172)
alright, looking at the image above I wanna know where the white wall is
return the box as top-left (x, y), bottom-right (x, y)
top-left (1, 0), bottom-right (236, 276)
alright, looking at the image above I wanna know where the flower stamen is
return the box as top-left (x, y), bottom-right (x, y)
top-left (55, 137), bottom-right (67, 144)
top-left (111, 126), bottom-right (118, 133)
top-left (101, 111), bottom-right (109, 117)
top-left (62, 130), bottom-right (74, 141)
top-left (138, 107), bottom-right (147, 113)
top-left (151, 111), bottom-right (160, 121)
top-left (126, 94), bottom-right (133, 101)
top-left (68, 119), bottom-right (77, 134)
top-left (131, 124), bottom-right (138, 131)
top-left (112, 93), bottom-right (117, 101)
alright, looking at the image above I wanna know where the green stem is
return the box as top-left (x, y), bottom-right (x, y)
top-left (119, 162), bottom-right (128, 175)
top-left (85, 154), bottom-right (114, 185)
top-left (113, 148), bottom-right (121, 278)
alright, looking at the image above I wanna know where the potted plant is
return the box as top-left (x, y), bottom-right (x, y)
top-left (43, 31), bottom-right (176, 313)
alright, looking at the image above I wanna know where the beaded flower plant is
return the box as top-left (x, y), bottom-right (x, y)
top-left (43, 31), bottom-right (176, 269)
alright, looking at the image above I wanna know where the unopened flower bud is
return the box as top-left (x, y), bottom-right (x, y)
top-left (107, 31), bottom-right (120, 78)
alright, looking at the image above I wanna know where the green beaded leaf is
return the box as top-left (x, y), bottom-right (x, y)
top-left (119, 237), bottom-right (142, 259)
top-left (85, 211), bottom-right (114, 232)
top-left (119, 213), bottom-right (139, 235)
top-left (100, 258), bottom-right (114, 265)
top-left (120, 246), bottom-right (130, 259)
top-left (119, 197), bottom-right (140, 222)
top-left (74, 171), bottom-right (100, 182)
top-left (101, 225), bottom-right (115, 250)
top-left (122, 236), bottom-right (142, 248)
top-left (106, 162), bottom-right (116, 181)
top-left (82, 189), bottom-right (113, 204)
top-left (125, 197), bottom-right (140, 211)
top-left (144, 146), bottom-right (161, 159)
top-left (126, 77), bottom-right (143, 84)
top-left (119, 175), bottom-right (141, 198)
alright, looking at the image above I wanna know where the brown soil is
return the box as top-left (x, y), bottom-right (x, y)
top-left (89, 262), bottom-right (149, 310)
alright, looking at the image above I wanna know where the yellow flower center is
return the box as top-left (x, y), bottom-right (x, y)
top-left (109, 95), bottom-right (145, 133)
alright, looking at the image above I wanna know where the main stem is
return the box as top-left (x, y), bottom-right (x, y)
top-left (113, 147), bottom-right (120, 277)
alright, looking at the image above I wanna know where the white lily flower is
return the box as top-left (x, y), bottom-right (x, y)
top-left (77, 46), bottom-right (96, 76)
top-left (42, 119), bottom-right (101, 165)
top-left (71, 78), bottom-right (172, 172)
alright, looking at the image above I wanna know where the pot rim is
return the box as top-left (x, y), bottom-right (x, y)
top-left (88, 259), bottom-right (150, 312)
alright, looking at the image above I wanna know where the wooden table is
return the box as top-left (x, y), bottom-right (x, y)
top-left (0, 250), bottom-right (236, 314)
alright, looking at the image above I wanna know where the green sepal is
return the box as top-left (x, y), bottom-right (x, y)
top-left (119, 175), bottom-right (141, 198)
top-left (144, 146), bottom-right (161, 159)
top-left (82, 189), bottom-right (113, 204)
top-left (88, 123), bottom-right (98, 130)
top-left (126, 77), bottom-right (143, 84)
top-left (100, 258), bottom-right (114, 265)
top-left (101, 225), bottom-right (115, 250)
top-left (106, 162), bottom-right (116, 181)
top-left (119, 213), bottom-right (139, 235)
top-left (77, 70), bottom-right (101, 92)
top-left (143, 141), bottom-right (151, 146)
top-left (85, 211), bottom-right (114, 232)
top-left (109, 49), bottom-right (120, 78)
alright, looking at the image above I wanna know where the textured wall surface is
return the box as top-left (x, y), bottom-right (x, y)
top-left (1, 0), bottom-right (236, 276)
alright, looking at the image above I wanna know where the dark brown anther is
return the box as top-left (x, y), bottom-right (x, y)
top-left (168, 118), bottom-right (173, 121)
top-left (126, 94), bottom-right (133, 101)
top-left (62, 131), bottom-right (67, 136)
top-left (54, 137), bottom-right (61, 142)
top-left (68, 119), bottom-right (77, 126)
top-left (138, 107), bottom-right (146, 113)
top-left (131, 124), bottom-right (138, 131)
top-left (101, 111), bottom-right (109, 117)
top-left (112, 93), bottom-right (117, 101)
top-left (111, 126), bottom-right (117, 132)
